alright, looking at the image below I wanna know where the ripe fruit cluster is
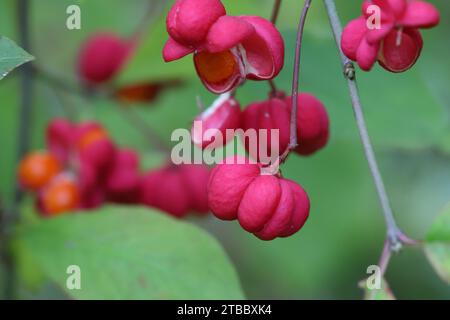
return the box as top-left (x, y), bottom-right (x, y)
top-left (242, 93), bottom-right (329, 158)
top-left (18, 119), bottom-right (210, 218)
top-left (208, 156), bottom-right (310, 241)
top-left (18, 151), bottom-right (79, 215)
top-left (163, 0), bottom-right (331, 240)
top-left (191, 91), bottom-right (330, 160)
top-left (190, 91), bottom-right (328, 240)
top-left (163, 0), bottom-right (284, 93)
top-left (341, 0), bottom-right (440, 72)
top-left (140, 164), bottom-right (210, 218)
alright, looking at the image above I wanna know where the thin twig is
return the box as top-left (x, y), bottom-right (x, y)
top-left (131, 0), bottom-right (168, 43)
top-left (116, 104), bottom-right (171, 154)
top-left (322, 0), bottom-right (416, 258)
top-left (268, 79), bottom-right (278, 96)
top-left (266, 0), bottom-right (284, 95)
top-left (288, 0), bottom-right (313, 151)
top-left (270, 0), bottom-right (283, 25)
top-left (377, 240), bottom-right (391, 276)
top-left (33, 64), bottom-right (89, 97)
top-left (43, 83), bottom-right (79, 120)
top-left (266, 0), bottom-right (312, 172)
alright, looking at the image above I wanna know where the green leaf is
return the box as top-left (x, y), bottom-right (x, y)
top-left (359, 278), bottom-right (396, 300)
top-left (15, 206), bottom-right (244, 299)
top-left (0, 36), bottom-right (34, 80)
top-left (425, 203), bottom-right (450, 284)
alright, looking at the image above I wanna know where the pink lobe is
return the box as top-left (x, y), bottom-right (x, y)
top-left (163, 37), bottom-right (194, 62)
top-left (341, 17), bottom-right (367, 61)
top-left (279, 179), bottom-right (310, 237)
top-left (208, 159), bottom-right (260, 221)
top-left (255, 179), bottom-right (295, 241)
top-left (238, 175), bottom-right (281, 232)
top-left (400, 1), bottom-right (440, 28)
top-left (365, 22), bottom-right (394, 45)
top-left (191, 94), bottom-right (241, 149)
top-left (205, 16), bottom-right (255, 53)
top-left (239, 15), bottom-right (285, 80)
top-left (356, 37), bottom-right (380, 71)
top-left (166, 0), bottom-right (226, 46)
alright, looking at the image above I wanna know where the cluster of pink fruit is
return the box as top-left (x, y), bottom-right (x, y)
top-left (18, 119), bottom-right (210, 218)
top-left (191, 92), bottom-right (329, 158)
top-left (341, 0), bottom-right (440, 72)
top-left (24, 0), bottom-right (440, 241)
top-left (161, 0), bottom-right (440, 240)
top-left (188, 90), bottom-right (329, 240)
top-left (161, 0), bottom-right (331, 240)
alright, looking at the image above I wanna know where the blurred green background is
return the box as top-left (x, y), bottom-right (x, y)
top-left (1, 0), bottom-right (450, 299)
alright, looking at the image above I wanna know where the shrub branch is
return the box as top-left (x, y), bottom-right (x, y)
top-left (322, 0), bottom-right (419, 276)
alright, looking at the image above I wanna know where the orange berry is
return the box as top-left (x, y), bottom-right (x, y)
top-left (41, 178), bottom-right (80, 216)
top-left (18, 151), bottom-right (62, 190)
top-left (77, 128), bottom-right (108, 151)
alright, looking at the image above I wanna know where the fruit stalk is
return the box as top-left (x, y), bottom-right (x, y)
top-left (288, 0), bottom-right (313, 153)
top-left (322, 0), bottom-right (417, 258)
top-left (270, 0), bottom-right (283, 24)
top-left (116, 103), bottom-right (171, 154)
top-left (131, 0), bottom-right (169, 43)
top-left (265, 0), bottom-right (284, 96)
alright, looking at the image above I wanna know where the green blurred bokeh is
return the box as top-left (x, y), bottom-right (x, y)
top-left (1, 0), bottom-right (450, 299)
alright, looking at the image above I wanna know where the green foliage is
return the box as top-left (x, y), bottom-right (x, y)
top-left (15, 206), bottom-right (245, 300)
top-left (425, 204), bottom-right (450, 285)
top-left (0, 36), bottom-right (33, 80)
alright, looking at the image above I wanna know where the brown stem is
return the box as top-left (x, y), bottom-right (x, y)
top-left (323, 0), bottom-right (418, 276)
top-left (270, 0), bottom-right (283, 25)
top-left (287, 0), bottom-right (313, 154)
top-left (131, 0), bottom-right (169, 43)
top-left (266, 0), bottom-right (313, 170)
top-left (377, 240), bottom-right (391, 276)
top-left (268, 79), bottom-right (278, 96)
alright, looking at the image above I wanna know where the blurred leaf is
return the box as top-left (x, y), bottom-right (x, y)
top-left (417, 1), bottom-right (450, 154)
top-left (0, 36), bottom-right (34, 80)
top-left (360, 278), bottom-right (396, 300)
top-left (16, 206), bottom-right (244, 299)
top-left (418, 0), bottom-right (450, 110)
top-left (13, 239), bottom-right (46, 292)
top-left (425, 203), bottom-right (450, 285)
